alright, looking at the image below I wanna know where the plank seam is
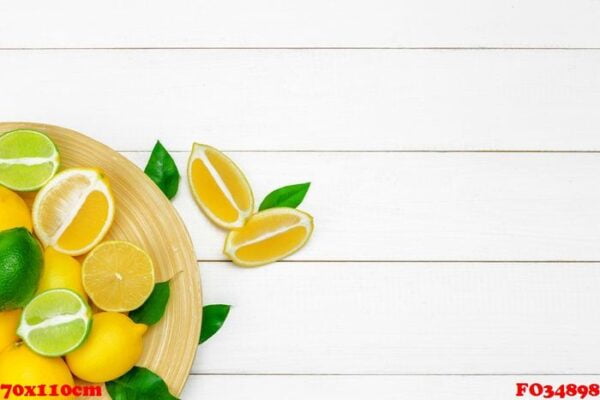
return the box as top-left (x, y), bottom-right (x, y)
top-left (4, 47), bottom-right (600, 51)
top-left (188, 373), bottom-right (600, 376)
top-left (198, 260), bottom-right (600, 263)
top-left (122, 150), bottom-right (600, 154)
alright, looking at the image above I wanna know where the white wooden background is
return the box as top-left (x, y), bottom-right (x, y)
top-left (2, 1), bottom-right (600, 398)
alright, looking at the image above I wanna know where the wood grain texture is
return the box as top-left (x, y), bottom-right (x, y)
top-left (194, 261), bottom-right (600, 374)
top-left (2, 22), bottom-right (598, 396)
top-left (0, 123), bottom-right (201, 398)
top-left (121, 151), bottom-right (600, 262)
top-left (1, 50), bottom-right (600, 151)
top-left (1, 1), bottom-right (600, 48)
top-left (183, 375), bottom-right (600, 400)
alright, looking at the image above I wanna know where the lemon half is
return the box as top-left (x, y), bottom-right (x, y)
top-left (32, 168), bottom-right (115, 256)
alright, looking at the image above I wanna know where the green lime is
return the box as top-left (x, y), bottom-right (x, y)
top-left (0, 129), bottom-right (60, 191)
top-left (0, 227), bottom-right (43, 311)
top-left (17, 289), bottom-right (92, 357)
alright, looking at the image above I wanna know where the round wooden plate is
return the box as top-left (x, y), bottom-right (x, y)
top-left (0, 122), bottom-right (202, 399)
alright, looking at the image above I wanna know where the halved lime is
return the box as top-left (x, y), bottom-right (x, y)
top-left (17, 289), bottom-right (91, 357)
top-left (0, 129), bottom-right (60, 191)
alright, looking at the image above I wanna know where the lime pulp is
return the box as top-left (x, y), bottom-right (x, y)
top-left (0, 129), bottom-right (60, 191)
top-left (17, 289), bottom-right (91, 357)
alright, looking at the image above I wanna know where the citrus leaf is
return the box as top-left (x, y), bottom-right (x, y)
top-left (129, 281), bottom-right (170, 326)
top-left (144, 141), bottom-right (180, 200)
top-left (259, 182), bottom-right (311, 211)
top-left (200, 304), bottom-right (231, 344)
top-left (106, 367), bottom-right (178, 400)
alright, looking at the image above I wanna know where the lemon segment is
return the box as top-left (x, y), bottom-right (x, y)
top-left (0, 129), bottom-right (60, 191)
top-left (188, 143), bottom-right (254, 229)
top-left (224, 208), bottom-right (314, 267)
top-left (82, 241), bottom-right (155, 312)
top-left (66, 312), bottom-right (147, 383)
top-left (32, 168), bottom-right (115, 256)
top-left (17, 289), bottom-right (92, 357)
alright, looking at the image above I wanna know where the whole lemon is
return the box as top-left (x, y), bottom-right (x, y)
top-left (0, 228), bottom-right (43, 311)
top-left (66, 312), bottom-right (147, 383)
top-left (38, 248), bottom-right (87, 301)
top-left (0, 186), bottom-right (32, 232)
top-left (0, 309), bottom-right (21, 352)
top-left (0, 343), bottom-right (74, 400)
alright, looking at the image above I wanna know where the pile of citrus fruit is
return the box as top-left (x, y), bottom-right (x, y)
top-left (188, 143), bottom-right (314, 267)
top-left (0, 129), bottom-right (156, 399)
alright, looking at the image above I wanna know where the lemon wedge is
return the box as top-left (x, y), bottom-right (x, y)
top-left (188, 143), bottom-right (254, 229)
top-left (224, 208), bottom-right (314, 267)
top-left (32, 168), bottom-right (115, 256)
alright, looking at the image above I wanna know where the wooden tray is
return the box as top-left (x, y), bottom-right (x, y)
top-left (0, 122), bottom-right (202, 399)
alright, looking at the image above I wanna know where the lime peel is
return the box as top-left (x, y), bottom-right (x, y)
top-left (17, 289), bottom-right (91, 357)
top-left (0, 129), bottom-right (60, 191)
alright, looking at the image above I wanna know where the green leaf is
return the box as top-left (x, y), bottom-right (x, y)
top-left (144, 141), bottom-right (180, 200)
top-left (200, 304), bottom-right (231, 344)
top-left (106, 367), bottom-right (178, 400)
top-left (259, 182), bottom-right (311, 211)
top-left (129, 281), bottom-right (170, 326)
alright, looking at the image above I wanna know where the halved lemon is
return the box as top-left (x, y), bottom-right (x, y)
top-left (224, 208), bottom-right (314, 267)
top-left (188, 143), bottom-right (254, 229)
top-left (32, 168), bottom-right (115, 256)
top-left (82, 241), bottom-right (155, 312)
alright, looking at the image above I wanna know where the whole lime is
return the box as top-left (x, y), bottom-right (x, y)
top-left (0, 228), bottom-right (43, 311)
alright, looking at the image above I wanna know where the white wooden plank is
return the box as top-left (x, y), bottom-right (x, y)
top-left (183, 375), bottom-right (600, 400)
top-left (1, 1), bottom-right (600, 48)
top-left (123, 151), bottom-right (600, 261)
top-left (2, 50), bottom-right (600, 151)
top-left (192, 262), bottom-right (600, 374)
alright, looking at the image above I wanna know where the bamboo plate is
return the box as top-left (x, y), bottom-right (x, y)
top-left (0, 122), bottom-right (202, 399)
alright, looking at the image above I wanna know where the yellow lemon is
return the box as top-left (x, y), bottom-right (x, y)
top-left (188, 143), bottom-right (254, 229)
top-left (38, 247), bottom-right (87, 301)
top-left (32, 168), bottom-right (115, 256)
top-left (0, 309), bottom-right (21, 352)
top-left (66, 312), bottom-right (147, 383)
top-left (82, 241), bottom-right (155, 312)
top-left (0, 186), bottom-right (32, 232)
top-left (224, 207), bottom-right (314, 267)
top-left (0, 343), bottom-right (74, 400)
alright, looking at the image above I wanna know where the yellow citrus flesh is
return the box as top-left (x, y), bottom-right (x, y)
top-left (82, 241), bottom-right (155, 312)
top-left (57, 191), bottom-right (109, 252)
top-left (188, 143), bottom-right (254, 229)
top-left (38, 247), bottom-right (87, 301)
top-left (0, 186), bottom-right (32, 232)
top-left (66, 312), bottom-right (147, 383)
top-left (0, 309), bottom-right (21, 352)
top-left (0, 343), bottom-right (74, 400)
top-left (224, 208), bottom-right (314, 267)
top-left (32, 168), bottom-right (114, 256)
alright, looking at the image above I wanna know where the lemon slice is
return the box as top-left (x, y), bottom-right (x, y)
top-left (188, 143), bottom-right (254, 229)
top-left (17, 289), bottom-right (91, 357)
top-left (32, 168), bottom-right (115, 256)
top-left (224, 208), bottom-right (314, 267)
top-left (0, 129), bottom-right (60, 191)
top-left (82, 241), bottom-right (155, 312)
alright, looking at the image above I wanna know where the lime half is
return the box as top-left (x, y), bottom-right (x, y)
top-left (17, 289), bottom-right (91, 357)
top-left (0, 129), bottom-right (60, 191)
